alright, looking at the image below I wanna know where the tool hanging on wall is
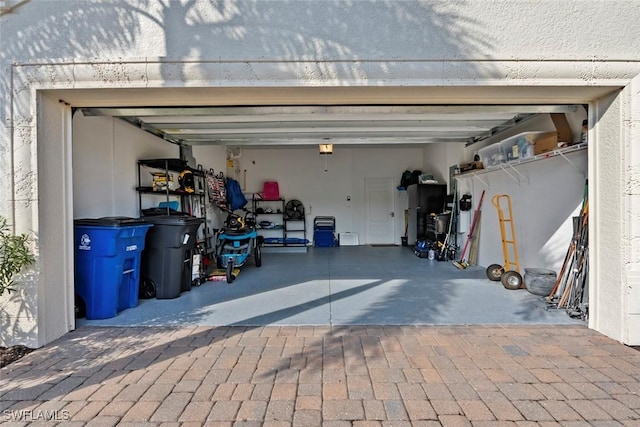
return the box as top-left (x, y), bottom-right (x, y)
top-left (453, 190), bottom-right (485, 269)
top-left (206, 169), bottom-right (227, 210)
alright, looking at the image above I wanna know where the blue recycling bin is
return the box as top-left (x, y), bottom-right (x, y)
top-left (74, 217), bottom-right (153, 320)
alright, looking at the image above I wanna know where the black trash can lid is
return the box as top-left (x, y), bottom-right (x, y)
top-left (141, 207), bottom-right (183, 217)
top-left (142, 215), bottom-right (204, 225)
top-left (74, 216), bottom-right (149, 226)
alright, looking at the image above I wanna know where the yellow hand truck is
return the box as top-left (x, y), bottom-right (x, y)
top-left (486, 194), bottom-right (524, 290)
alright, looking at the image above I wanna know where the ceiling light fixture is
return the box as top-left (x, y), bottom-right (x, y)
top-left (319, 143), bottom-right (333, 155)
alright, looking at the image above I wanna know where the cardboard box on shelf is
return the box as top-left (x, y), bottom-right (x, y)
top-left (459, 161), bottom-right (484, 173)
top-left (534, 113), bottom-right (574, 155)
top-left (551, 113), bottom-right (573, 144)
top-left (532, 131), bottom-right (560, 155)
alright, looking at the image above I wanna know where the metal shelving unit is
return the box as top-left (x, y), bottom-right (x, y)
top-left (283, 217), bottom-right (307, 247)
top-left (253, 198), bottom-right (308, 251)
top-left (136, 158), bottom-right (211, 254)
top-left (253, 198), bottom-right (286, 247)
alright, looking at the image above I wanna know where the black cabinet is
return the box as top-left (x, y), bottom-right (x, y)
top-left (406, 183), bottom-right (447, 245)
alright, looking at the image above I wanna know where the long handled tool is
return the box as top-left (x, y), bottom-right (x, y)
top-left (547, 179), bottom-right (589, 319)
top-left (453, 190), bottom-right (485, 269)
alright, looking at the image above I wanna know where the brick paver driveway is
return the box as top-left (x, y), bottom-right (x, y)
top-left (2, 325), bottom-right (640, 426)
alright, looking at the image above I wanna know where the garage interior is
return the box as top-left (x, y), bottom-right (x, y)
top-left (68, 88), bottom-right (593, 328)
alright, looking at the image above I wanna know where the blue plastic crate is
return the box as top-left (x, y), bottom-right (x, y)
top-left (74, 218), bottom-right (152, 319)
top-left (314, 230), bottom-right (338, 247)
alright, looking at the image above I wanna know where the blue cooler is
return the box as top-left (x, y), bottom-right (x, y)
top-left (74, 217), bottom-right (152, 319)
top-left (313, 216), bottom-right (338, 247)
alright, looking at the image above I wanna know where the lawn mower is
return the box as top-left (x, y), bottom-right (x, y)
top-left (216, 209), bottom-right (263, 283)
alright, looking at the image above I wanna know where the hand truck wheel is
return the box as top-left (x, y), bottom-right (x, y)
top-left (486, 264), bottom-right (504, 281)
top-left (501, 270), bottom-right (524, 290)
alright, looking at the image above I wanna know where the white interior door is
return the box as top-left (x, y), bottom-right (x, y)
top-left (365, 177), bottom-right (395, 244)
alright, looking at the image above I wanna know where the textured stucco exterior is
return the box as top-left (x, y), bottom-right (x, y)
top-left (1, 0), bottom-right (640, 347)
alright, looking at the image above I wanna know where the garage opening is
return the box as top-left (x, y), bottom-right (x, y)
top-left (69, 99), bottom-right (590, 328)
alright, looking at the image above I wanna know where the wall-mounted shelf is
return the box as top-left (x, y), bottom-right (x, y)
top-left (454, 142), bottom-right (587, 186)
top-left (135, 186), bottom-right (205, 197)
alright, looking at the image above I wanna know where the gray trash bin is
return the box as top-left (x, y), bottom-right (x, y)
top-left (141, 215), bottom-right (203, 299)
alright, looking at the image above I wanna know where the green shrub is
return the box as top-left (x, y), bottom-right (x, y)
top-left (0, 216), bottom-right (35, 296)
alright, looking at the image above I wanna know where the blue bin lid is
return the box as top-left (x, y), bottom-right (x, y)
top-left (75, 216), bottom-right (149, 226)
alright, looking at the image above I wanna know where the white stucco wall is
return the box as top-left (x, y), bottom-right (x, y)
top-left (624, 75), bottom-right (640, 344)
top-left (2, 1), bottom-right (640, 346)
top-left (72, 113), bottom-right (179, 219)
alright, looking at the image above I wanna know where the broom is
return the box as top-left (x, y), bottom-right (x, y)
top-left (453, 190), bottom-right (485, 269)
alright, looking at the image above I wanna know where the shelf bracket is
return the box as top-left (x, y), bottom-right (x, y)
top-left (471, 171), bottom-right (489, 188)
top-left (455, 171), bottom-right (490, 188)
top-left (505, 162), bottom-right (530, 185)
top-left (557, 150), bottom-right (586, 176)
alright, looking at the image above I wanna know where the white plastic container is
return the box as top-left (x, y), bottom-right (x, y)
top-left (478, 131), bottom-right (544, 168)
top-left (338, 232), bottom-right (359, 246)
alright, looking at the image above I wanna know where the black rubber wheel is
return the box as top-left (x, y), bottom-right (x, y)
top-left (501, 270), bottom-right (524, 290)
top-left (74, 295), bottom-right (86, 319)
top-left (226, 260), bottom-right (235, 283)
top-left (486, 264), bottom-right (505, 281)
top-left (254, 244), bottom-right (262, 267)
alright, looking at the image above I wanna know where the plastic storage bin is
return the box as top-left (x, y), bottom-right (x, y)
top-left (141, 215), bottom-right (203, 299)
top-left (478, 131), bottom-right (546, 168)
top-left (74, 217), bottom-right (153, 320)
top-left (339, 232), bottom-right (359, 246)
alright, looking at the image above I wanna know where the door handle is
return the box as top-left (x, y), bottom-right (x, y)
top-left (390, 212), bottom-right (395, 218)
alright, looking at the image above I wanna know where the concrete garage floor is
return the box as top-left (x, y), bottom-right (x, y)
top-left (78, 246), bottom-right (580, 328)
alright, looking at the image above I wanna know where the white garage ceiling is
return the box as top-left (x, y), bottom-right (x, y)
top-left (81, 104), bottom-right (581, 148)
top-left (56, 84), bottom-right (620, 148)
